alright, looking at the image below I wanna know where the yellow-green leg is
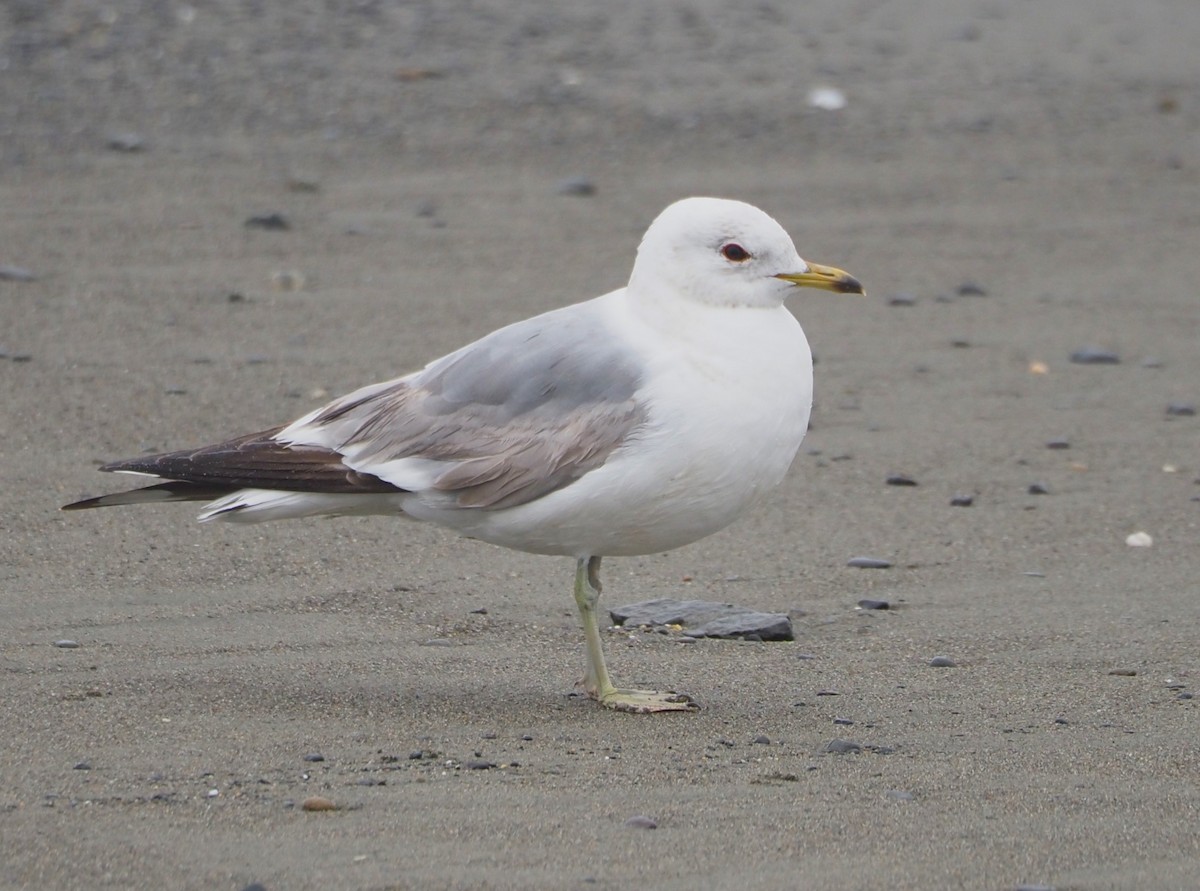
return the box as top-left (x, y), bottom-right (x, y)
top-left (572, 555), bottom-right (699, 713)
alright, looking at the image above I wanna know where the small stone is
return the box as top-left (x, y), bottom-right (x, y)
top-left (833, 717), bottom-right (854, 726)
top-left (1053, 717), bottom-right (1069, 725)
top-left (886, 474), bottom-right (918, 486)
top-left (822, 739), bottom-right (861, 755)
top-left (1045, 439), bottom-right (1071, 450)
top-left (301, 795), bottom-right (337, 811)
top-left (54, 639), bottom-right (80, 648)
top-left (464, 759), bottom-right (496, 770)
top-left (928, 655), bottom-right (957, 668)
top-left (751, 734), bottom-right (771, 745)
top-left (302, 753), bottom-right (325, 762)
top-left (1028, 483), bottom-right (1050, 495)
top-left (1177, 692), bottom-right (1194, 700)
top-left (1166, 403), bottom-right (1196, 417)
top-left (857, 599), bottom-right (889, 610)
top-left (245, 213), bottom-right (291, 231)
top-left (951, 339), bottom-right (971, 348)
top-left (956, 281), bottom-right (987, 296)
top-left (73, 761), bottom-right (91, 770)
top-left (886, 292), bottom-right (917, 306)
top-left (555, 176), bottom-right (596, 197)
top-left (106, 132), bottom-right (145, 152)
top-left (624, 815), bottom-right (658, 829)
top-left (1125, 531), bottom-right (1153, 548)
top-left (241, 884), bottom-right (269, 891)
top-left (270, 269), bottom-right (306, 292)
top-left (1070, 347), bottom-right (1120, 365)
top-left (0, 264), bottom-right (37, 282)
top-left (1108, 668), bottom-right (1137, 677)
top-left (950, 494), bottom-right (974, 507)
top-left (847, 556), bottom-right (892, 569)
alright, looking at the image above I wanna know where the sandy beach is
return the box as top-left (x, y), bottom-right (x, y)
top-left (2, 2), bottom-right (1199, 888)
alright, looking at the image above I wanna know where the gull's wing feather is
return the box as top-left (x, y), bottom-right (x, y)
top-left (281, 299), bottom-right (648, 510)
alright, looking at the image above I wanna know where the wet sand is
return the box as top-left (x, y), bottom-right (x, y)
top-left (2, 3), bottom-right (1199, 889)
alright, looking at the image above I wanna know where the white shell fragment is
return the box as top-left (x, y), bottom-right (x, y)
top-left (807, 86), bottom-right (847, 111)
top-left (1125, 531), bottom-right (1153, 548)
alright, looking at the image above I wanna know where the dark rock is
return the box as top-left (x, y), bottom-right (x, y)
top-left (106, 132), bottom-right (145, 152)
top-left (1070, 347), bottom-right (1120, 365)
top-left (73, 761), bottom-right (91, 770)
top-left (833, 717), bottom-right (854, 726)
top-left (928, 655), bottom-right (957, 667)
top-left (464, 759), bottom-right (496, 770)
top-left (1028, 483), bottom-right (1050, 495)
top-left (555, 176), bottom-right (596, 197)
top-left (886, 474), bottom-right (918, 486)
top-left (1108, 668), bottom-right (1137, 677)
top-left (857, 599), bottom-right (889, 610)
top-left (751, 734), bottom-right (771, 745)
top-left (956, 281), bottom-right (987, 296)
top-left (1045, 439), bottom-right (1071, 449)
top-left (822, 739), bottom-right (861, 755)
top-left (609, 598), bottom-right (793, 641)
top-left (624, 815), bottom-right (657, 829)
top-left (244, 213), bottom-right (291, 231)
top-left (950, 494), bottom-right (974, 507)
top-left (1166, 403), bottom-right (1196, 417)
top-left (0, 264), bottom-right (37, 281)
top-left (302, 753), bottom-right (325, 762)
top-left (847, 556), bottom-right (892, 569)
top-left (1177, 692), bottom-right (1194, 700)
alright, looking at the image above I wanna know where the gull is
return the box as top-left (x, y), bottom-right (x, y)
top-left (63, 197), bottom-right (864, 713)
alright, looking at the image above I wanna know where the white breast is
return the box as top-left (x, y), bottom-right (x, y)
top-left (435, 296), bottom-right (813, 557)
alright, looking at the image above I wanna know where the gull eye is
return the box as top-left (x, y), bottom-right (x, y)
top-left (720, 242), bottom-right (751, 262)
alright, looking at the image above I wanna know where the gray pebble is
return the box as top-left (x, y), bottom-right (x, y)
top-left (106, 132), bottom-right (145, 152)
top-left (73, 761), bottom-right (91, 770)
top-left (1177, 692), bottom-right (1194, 700)
top-left (1108, 668), bottom-right (1137, 677)
top-left (833, 717), bottom-right (854, 726)
top-left (1166, 403), bottom-right (1196, 417)
top-left (886, 474), bottom-right (918, 486)
top-left (847, 556), bottom-right (892, 569)
top-left (54, 639), bottom-right (80, 648)
top-left (885, 789), bottom-right (915, 801)
top-left (1070, 347), bottom-right (1120, 365)
top-left (1028, 483), bottom-right (1050, 495)
top-left (555, 176), bottom-right (596, 197)
top-left (886, 292), bottom-right (917, 306)
top-left (624, 815), bottom-right (658, 829)
top-left (481, 730), bottom-right (498, 739)
top-left (302, 753), bottom-right (325, 762)
top-left (956, 281), bottom-right (987, 296)
top-left (751, 734), bottom-right (771, 745)
top-left (950, 494), bottom-right (974, 507)
top-left (1045, 439), bottom-right (1071, 449)
top-left (244, 212), bottom-right (291, 231)
top-left (857, 599), bottom-right (889, 610)
top-left (822, 739), bottom-right (861, 755)
top-left (928, 655), bottom-right (957, 667)
top-left (0, 264), bottom-right (37, 282)
top-left (464, 759), bottom-right (496, 770)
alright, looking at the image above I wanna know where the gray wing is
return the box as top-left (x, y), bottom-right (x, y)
top-left (282, 300), bottom-right (648, 510)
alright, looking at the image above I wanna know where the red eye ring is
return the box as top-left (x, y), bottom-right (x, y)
top-left (721, 243), bottom-right (751, 262)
